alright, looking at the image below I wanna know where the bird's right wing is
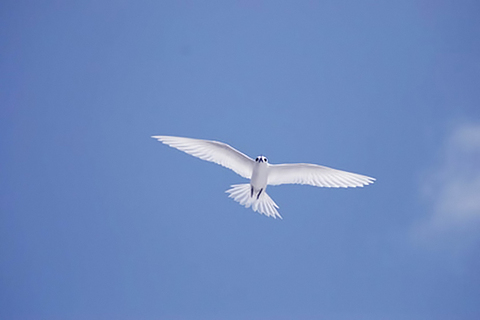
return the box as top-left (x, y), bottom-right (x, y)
top-left (268, 163), bottom-right (375, 188)
top-left (152, 135), bottom-right (255, 179)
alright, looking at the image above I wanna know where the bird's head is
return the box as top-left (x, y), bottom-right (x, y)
top-left (255, 156), bottom-right (268, 163)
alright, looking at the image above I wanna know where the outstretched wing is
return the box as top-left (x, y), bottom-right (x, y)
top-left (268, 163), bottom-right (375, 188)
top-left (152, 135), bottom-right (255, 179)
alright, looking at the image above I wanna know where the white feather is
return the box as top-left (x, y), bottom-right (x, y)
top-left (152, 135), bottom-right (255, 179)
top-left (226, 184), bottom-right (281, 219)
top-left (268, 163), bottom-right (375, 188)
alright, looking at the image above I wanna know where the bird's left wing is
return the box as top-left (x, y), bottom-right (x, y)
top-left (268, 163), bottom-right (375, 188)
top-left (152, 135), bottom-right (255, 179)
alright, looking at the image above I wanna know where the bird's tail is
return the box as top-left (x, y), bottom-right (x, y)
top-left (225, 184), bottom-right (281, 219)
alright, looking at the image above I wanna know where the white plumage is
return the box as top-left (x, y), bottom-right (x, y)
top-left (152, 135), bottom-right (375, 219)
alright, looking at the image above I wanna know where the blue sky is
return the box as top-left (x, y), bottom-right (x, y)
top-left (1, 1), bottom-right (480, 319)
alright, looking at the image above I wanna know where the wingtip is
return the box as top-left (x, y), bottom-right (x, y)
top-left (151, 135), bottom-right (167, 142)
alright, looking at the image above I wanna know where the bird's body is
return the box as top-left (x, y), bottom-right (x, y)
top-left (152, 135), bottom-right (375, 219)
top-left (250, 157), bottom-right (268, 196)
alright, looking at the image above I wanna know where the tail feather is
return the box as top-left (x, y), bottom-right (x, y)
top-left (226, 184), bottom-right (281, 219)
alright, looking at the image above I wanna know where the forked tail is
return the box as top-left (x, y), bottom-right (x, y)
top-left (225, 184), bottom-right (281, 219)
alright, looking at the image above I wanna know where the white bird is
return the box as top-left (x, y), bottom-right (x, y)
top-left (152, 135), bottom-right (375, 219)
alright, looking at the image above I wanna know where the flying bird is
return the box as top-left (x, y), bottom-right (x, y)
top-left (152, 135), bottom-right (375, 219)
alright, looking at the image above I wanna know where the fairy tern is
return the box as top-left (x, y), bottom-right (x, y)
top-left (152, 135), bottom-right (375, 219)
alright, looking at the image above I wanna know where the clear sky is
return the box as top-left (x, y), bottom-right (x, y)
top-left (1, 1), bottom-right (480, 319)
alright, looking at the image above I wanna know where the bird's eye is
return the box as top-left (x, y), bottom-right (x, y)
top-left (255, 158), bottom-right (259, 162)
top-left (264, 157), bottom-right (268, 162)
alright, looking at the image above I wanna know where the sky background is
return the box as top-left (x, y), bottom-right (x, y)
top-left (1, 1), bottom-right (480, 319)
